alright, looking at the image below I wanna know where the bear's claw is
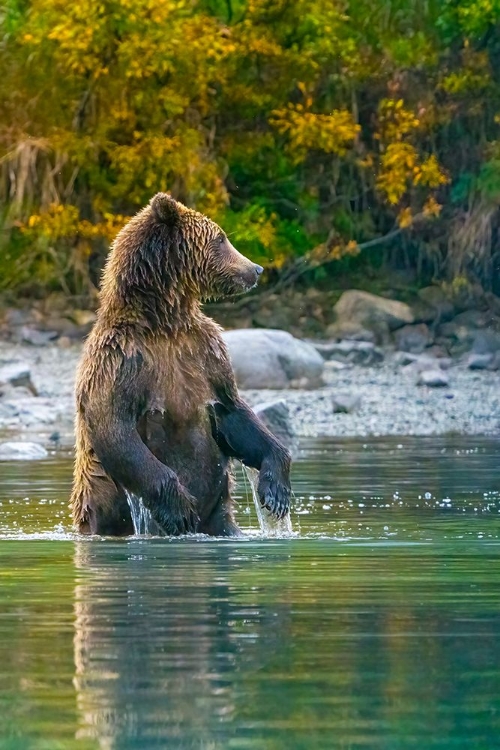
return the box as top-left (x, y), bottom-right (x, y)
top-left (155, 486), bottom-right (199, 535)
top-left (258, 470), bottom-right (291, 520)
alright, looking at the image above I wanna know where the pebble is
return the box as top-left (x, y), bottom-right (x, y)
top-left (417, 369), bottom-right (450, 388)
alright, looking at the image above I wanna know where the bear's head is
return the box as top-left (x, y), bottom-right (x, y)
top-left (148, 193), bottom-right (263, 300)
top-left (101, 194), bottom-right (264, 326)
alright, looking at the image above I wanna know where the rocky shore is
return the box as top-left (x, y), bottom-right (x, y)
top-left (2, 285), bottom-right (500, 456)
top-left (0, 336), bottom-right (499, 457)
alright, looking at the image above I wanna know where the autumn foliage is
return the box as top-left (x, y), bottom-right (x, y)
top-left (1, 0), bottom-right (500, 297)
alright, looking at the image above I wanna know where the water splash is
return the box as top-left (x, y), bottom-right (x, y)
top-left (125, 491), bottom-right (164, 536)
top-left (243, 466), bottom-right (293, 537)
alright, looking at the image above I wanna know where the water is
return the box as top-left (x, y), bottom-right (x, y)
top-left (125, 490), bottom-right (164, 536)
top-left (1, 436), bottom-right (500, 748)
top-left (243, 465), bottom-right (293, 537)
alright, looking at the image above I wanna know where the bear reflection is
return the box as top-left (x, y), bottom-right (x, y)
top-left (73, 541), bottom-right (289, 749)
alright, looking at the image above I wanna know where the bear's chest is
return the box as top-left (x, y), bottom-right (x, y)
top-left (146, 341), bottom-right (214, 422)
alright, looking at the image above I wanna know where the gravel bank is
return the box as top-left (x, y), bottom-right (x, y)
top-left (244, 362), bottom-right (500, 438)
top-left (1, 342), bottom-right (499, 445)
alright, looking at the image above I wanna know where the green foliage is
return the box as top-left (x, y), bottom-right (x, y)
top-left (1, 0), bottom-right (500, 295)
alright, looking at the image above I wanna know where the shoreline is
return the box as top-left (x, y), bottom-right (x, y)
top-left (1, 341), bottom-right (499, 449)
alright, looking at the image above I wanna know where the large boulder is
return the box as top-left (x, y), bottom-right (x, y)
top-left (332, 290), bottom-right (414, 342)
top-left (223, 329), bottom-right (324, 389)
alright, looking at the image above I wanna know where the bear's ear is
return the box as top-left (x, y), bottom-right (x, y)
top-left (150, 193), bottom-right (180, 225)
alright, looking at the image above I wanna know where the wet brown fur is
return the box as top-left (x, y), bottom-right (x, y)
top-left (71, 194), bottom-right (290, 536)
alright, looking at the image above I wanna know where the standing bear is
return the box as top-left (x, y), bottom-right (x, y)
top-left (71, 193), bottom-right (291, 536)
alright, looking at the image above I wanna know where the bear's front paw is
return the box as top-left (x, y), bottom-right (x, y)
top-left (258, 470), bottom-right (291, 520)
top-left (158, 486), bottom-right (199, 536)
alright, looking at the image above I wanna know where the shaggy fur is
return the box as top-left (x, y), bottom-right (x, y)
top-left (71, 193), bottom-right (291, 536)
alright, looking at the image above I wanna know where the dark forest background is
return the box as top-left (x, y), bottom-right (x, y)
top-left (1, 0), bottom-right (500, 303)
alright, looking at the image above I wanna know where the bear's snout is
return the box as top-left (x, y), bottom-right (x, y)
top-left (239, 261), bottom-right (264, 290)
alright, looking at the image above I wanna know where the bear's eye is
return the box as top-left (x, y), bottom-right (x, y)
top-left (219, 236), bottom-right (225, 246)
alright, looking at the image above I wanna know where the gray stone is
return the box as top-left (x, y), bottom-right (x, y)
top-left (417, 370), bottom-right (449, 388)
top-left (394, 323), bottom-right (432, 354)
top-left (453, 310), bottom-right (494, 329)
top-left (223, 329), bottom-right (324, 389)
top-left (394, 351), bottom-right (420, 367)
top-left (436, 320), bottom-right (477, 356)
top-left (472, 330), bottom-right (500, 355)
top-left (333, 290), bottom-right (414, 334)
top-left (402, 355), bottom-right (451, 375)
top-left (417, 287), bottom-right (455, 322)
top-left (2, 308), bottom-right (34, 327)
top-left (18, 327), bottom-right (58, 346)
top-left (467, 353), bottom-right (493, 370)
top-left (0, 441), bottom-right (48, 460)
top-left (313, 340), bottom-right (384, 366)
top-left (0, 362), bottom-right (37, 395)
top-left (324, 360), bottom-right (348, 372)
top-left (254, 399), bottom-right (295, 442)
top-left (332, 393), bottom-right (361, 413)
top-left (0, 384), bottom-right (34, 400)
top-left (325, 320), bottom-right (376, 343)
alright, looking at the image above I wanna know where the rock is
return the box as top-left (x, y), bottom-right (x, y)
top-left (417, 286), bottom-right (455, 322)
top-left (324, 360), bottom-right (348, 372)
top-left (1, 308), bottom-right (34, 328)
top-left (0, 397), bottom-right (72, 427)
top-left (0, 362), bottom-right (37, 394)
top-left (467, 353), bottom-right (493, 370)
top-left (253, 399), bottom-right (295, 442)
top-left (0, 401), bottom-right (21, 421)
top-left (0, 384), bottom-right (34, 400)
top-left (333, 290), bottom-right (414, 334)
top-left (410, 299), bottom-right (439, 324)
top-left (252, 306), bottom-right (295, 331)
top-left (472, 330), bottom-right (500, 355)
top-left (402, 355), bottom-right (452, 375)
top-left (484, 292), bottom-right (500, 317)
top-left (0, 441), bottom-right (48, 460)
top-left (332, 393), bottom-right (361, 413)
top-left (394, 351), bottom-right (420, 367)
top-left (223, 329), bottom-right (324, 389)
top-left (18, 327), bottom-right (58, 346)
top-left (325, 320), bottom-right (376, 343)
top-left (313, 340), bottom-right (384, 366)
top-left (488, 352), bottom-right (500, 371)
top-left (453, 310), bottom-right (494, 329)
top-left (394, 323), bottom-right (432, 354)
top-left (436, 320), bottom-right (477, 356)
top-left (417, 369), bottom-right (449, 388)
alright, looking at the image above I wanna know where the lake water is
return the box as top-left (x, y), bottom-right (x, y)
top-left (0, 436), bottom-right (499, 749)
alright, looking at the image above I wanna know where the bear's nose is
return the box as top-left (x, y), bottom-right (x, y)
top-left (254, 264), bottom-right (264, 276)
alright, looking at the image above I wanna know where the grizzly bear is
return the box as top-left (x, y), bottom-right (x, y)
top-left (71, 193), bottom-right (291, 536)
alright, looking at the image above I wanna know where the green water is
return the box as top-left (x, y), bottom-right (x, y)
top-left (0, 437), bottom-right (500, 748)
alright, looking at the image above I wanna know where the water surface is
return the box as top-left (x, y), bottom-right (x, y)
top-left (0, 436), bottom-right (499, 748)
